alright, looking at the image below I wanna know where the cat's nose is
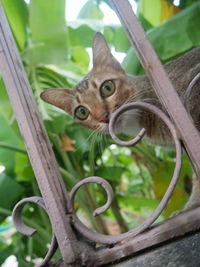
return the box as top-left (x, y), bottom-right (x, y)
top-left (99, 112), bottom-right (110, 123)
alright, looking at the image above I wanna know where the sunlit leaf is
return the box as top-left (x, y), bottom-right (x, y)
top-left (95, 166), bottom-right (126, 181)
top-left (71, 46), bottom-right (90, 68)
top-left (1, 0), bottom-right (28, 51)
top-left (29, 0), bottom-right (68, 65)
top-left (68, 24), bottom-right (96, 47)
top-left (15, 146), bottom-right (34, 182)
top-left (123, 2), bottom-right (200, 74)
top-left (78, 0), bottom-right (104, 19)
top-left (119, 196), bottom-right (158, 210)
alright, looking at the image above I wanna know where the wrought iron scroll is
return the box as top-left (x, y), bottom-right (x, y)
top-left (12, 197), bottom-right (58, 267)
top-left (12, 102), bottom-right (182, 262)
top-left (6, 0), bottom-right (200, 266)
top-left (183, 72), bottom-right (200, 112)
top-left (69, 102), bottom-right (182, 244)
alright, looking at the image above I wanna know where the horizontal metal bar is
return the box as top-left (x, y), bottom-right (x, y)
top-left (92, 207), bottom-right (200, 266)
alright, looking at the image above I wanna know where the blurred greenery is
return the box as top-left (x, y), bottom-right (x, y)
top-left (0, 0), bottom-right (198, 265)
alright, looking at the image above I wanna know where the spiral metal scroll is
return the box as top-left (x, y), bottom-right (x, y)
top-left (12, 102), bottom-right (182, 259)
top-left (183, 72), bottom-right (200, 112)
top-left (70, 101), bottom-right (182, 244)
top-left (12, 197), bottom-right (58, 267)
top-left (69, 177), bottom-right (113, 216)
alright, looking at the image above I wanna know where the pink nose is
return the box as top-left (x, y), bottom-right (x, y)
top-left (99, 112), bottom-right (110, 123)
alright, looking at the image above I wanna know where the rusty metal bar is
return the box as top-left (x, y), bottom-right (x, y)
top-left (0, 3), bottom-right (79, 264)
top-left (92, 206), bottom-right (200, 266)
top-left (110, 0), bottom-right (200, 175)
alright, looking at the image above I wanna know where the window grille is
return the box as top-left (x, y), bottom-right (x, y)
top-left (1, 0), bottom-right (200, 266)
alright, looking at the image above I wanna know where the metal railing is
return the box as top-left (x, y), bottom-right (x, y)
top-left (1, 0), bottom-right (200, 266)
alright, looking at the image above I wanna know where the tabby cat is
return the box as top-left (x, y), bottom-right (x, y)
top-left (41, 32), bottom-right (200, 210)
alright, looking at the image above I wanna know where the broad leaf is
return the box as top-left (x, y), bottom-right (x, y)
top-left (1, 0), bottom-right (28, 51)
top-left (78, 0), bottom-right (104, 19)
top-left (95, 166), bottom-right (126, 181)
top-left (0, 76), bottom-right (13, 121)
top-left (15, 149), bottom-right (34, 182)
top-left (29, 0), bottom-right (68, 65)
top-left (0, 172), bottom-right (24, 222)
top-left (0, 114), bottom-right (20, 172)
top-left (123, 2), bottom-right (200, 74)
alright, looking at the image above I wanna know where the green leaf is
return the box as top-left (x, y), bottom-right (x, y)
top-left (179, 0), bottom-right (199, 8)
top-left (0, 172), bottom-right (24, 221)
top-left (119, 196), bottom-right (158, 210)
top-left (103, 26), bottom-right (115, 44)
top-left (78, 0), bottom-right (104, 19)
top-left (118, 153), bottom-right (133, 165)
top-left (0, 76), bottom-right (13, 121)
top-left (137, 0), bottom-right (162, 27)
top-left (29, 0), bottom-right (68, 65)
top-left (0, 245), bottom-right (13, 265)
top-left (67, 124), bottom-right (93, 157)
top-left (1, 0), bottom-right (28, 51)
top-left (0, 114), bottom-right (20, 172)
top-left (113, 27), bottom-right (131, 52)
top-left (95, 166), bottom-right (126, 181)
top-left (15, 147), bottom-right (34, 182)
top-left (71, 46), bottom-right (90, 68)
top-left (68, 24), bottom-right (96, 47)
top-left (123, 2), bottom-right (200, 74)
top-left (152, 159), bottom-right (190, 217)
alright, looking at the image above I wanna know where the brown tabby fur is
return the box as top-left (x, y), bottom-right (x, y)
top-left (41, 33), bottom-right (200, 210)
top-left (41, 33), bottom-right (200, 146)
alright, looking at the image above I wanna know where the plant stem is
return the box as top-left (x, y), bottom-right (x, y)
top-left (31, 179), bottom-right (51, 232)
top-left (111, 196), bottom-right (128, 233)
top-left (0, 142), bottom-right (27, 154)
top-left (23, 217), bottom-right (50, 242)
top-left (0, 207), bottom-right (11, 216)
top-left (28, 237), bottom-right (33, 260)
top-left (70, 153), bottom-right (109, 234)
top-left (0, 208), bottom-right (50, 242)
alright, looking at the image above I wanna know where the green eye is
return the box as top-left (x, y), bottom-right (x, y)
top-left (74, 105), bottom-right (90, 120)
top-left (100, 80), bottom-right (115, 99)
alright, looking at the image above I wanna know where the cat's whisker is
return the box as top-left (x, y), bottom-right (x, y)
top-left (96, 131), bottom-right (104, 156)
top-left (75, 129), bottom-right (97, 152)
top-left (102, 132), bottom-right (109, 149)
top-left (123, 88), bottom-right (154, 103)
top-left (100, 133), bottom-right (105, 156)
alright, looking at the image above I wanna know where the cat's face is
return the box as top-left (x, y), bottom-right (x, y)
top-left (41, 33), bottom-right (134, 132)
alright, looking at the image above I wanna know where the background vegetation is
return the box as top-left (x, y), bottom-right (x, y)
top-left (0, 0), bottom-right (200, 265)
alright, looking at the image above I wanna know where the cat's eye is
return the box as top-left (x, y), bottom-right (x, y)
top-left (100, 80), bottom-right (115, 99)
top-left (74, 105), bottom-right (90, 120)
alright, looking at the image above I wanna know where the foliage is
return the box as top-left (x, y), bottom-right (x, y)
top-left (0, 0), bottom-right (198, 265)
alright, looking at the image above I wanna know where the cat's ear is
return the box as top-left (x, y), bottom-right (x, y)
top-left (40, 89), bottom-right (74, 115)
top-left (92, 32), bottom-right (124, 73)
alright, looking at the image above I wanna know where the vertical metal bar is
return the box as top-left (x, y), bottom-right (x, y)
top-left (111, 0), bottom-right (200, 174)
top-left (0, 4), bottom-right (78, 264)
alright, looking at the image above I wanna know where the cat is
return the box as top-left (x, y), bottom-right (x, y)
top-left (40, 32), bottom-right (200, 210)
top-left (40, 32), bottom-right (200, 146)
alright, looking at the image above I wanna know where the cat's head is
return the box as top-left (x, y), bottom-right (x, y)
top-left (40, 32), bottom-right (134, 132)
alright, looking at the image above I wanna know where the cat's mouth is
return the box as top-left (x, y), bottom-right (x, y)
top-left (98, 112), bottom-right (110, 124)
